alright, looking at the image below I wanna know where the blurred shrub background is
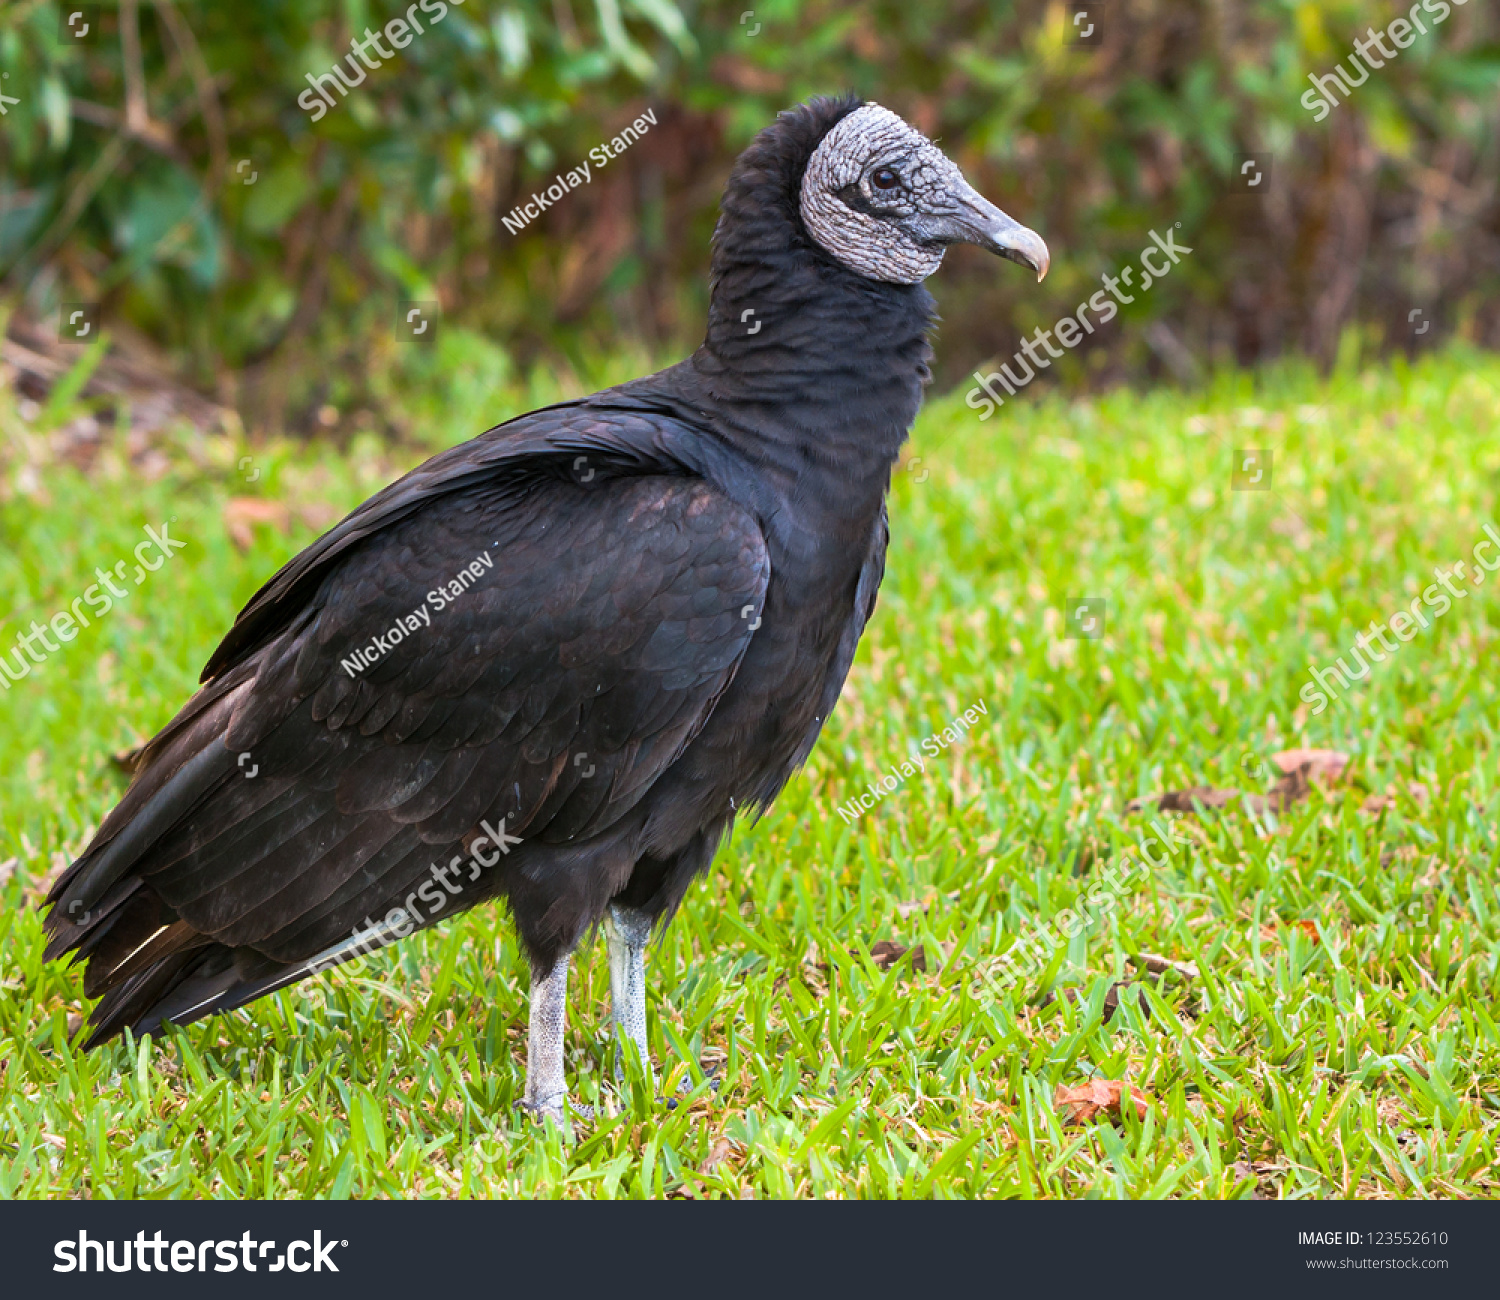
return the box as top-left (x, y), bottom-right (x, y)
top-left (1, 0), bottom-right (1497, 437)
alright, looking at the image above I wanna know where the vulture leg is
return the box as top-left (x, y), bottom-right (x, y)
top-left (523, 950), bottom-right (574, 1122)
top-left (605, 903), bottom-right (653, 1088)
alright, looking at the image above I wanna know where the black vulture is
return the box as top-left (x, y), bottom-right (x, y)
top-left (42, 96), bottom-right (1048, 1121)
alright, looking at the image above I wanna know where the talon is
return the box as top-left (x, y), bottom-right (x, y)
top-left (521, 1093), bottom-right (567, 1123)
top-left (520, 1094), bottom-right (593, 1126)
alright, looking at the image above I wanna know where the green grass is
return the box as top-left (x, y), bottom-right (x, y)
top-left (2, 341), bottom-right (1498, 1199)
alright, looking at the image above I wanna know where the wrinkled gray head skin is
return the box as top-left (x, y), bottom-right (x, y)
top-left (799, 103), bottom-right (1050, 286)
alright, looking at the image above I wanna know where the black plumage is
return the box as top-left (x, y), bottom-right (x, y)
top-left (43, 95), bottom-right (1047, 1115)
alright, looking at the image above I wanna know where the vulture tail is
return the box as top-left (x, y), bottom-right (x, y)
top-left (79, 908), bottom-right (413, 1048)
top-left (43, 675), bottom-right (253, 953)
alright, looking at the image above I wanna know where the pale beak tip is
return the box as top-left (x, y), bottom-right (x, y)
top-left (995, 225), bottom-right (1049, 284)
top-left (1029, 236), bottom-right (1051, 283)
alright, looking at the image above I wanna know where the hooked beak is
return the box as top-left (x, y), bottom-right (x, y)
top-left (920, 184), bottom-right (1051, 282)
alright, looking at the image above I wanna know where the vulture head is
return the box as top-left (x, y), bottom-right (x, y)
top-left (798, 101), bottom-right (1050, 286)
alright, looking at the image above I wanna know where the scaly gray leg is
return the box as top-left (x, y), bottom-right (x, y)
top-left (523, 950), bottom-right (573, 1123)
top-left (605, 903), bottom-right (653, 1087)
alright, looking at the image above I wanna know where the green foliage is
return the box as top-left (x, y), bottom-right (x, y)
top-left (2, 0), bottom-right (691, 386)
top-left (2, 344), bottom-right (1497, 1197)
top-left (2, 2), bottom-right (1499, 429)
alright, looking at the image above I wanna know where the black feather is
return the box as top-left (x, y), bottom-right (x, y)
top-left (44, 95), bottom-right (950, 1044)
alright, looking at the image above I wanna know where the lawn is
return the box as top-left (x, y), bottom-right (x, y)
top-left (1, 339), bottom-right (1497, 1199)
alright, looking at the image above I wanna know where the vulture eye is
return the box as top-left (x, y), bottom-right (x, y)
top-left (870, 167), bottom-right (900, 191)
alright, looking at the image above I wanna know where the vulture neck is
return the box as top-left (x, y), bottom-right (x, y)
top-left (677, 170), bottom-right (937, 508)
top-left (695, 263), bottom-right (934, 476)
top-left (618, 99), bottom-right (941, 530)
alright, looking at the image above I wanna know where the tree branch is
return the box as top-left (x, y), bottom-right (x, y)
top-left (151, 0), bottom-right (228, 190)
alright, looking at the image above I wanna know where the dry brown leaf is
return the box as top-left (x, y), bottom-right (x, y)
top-left (223, 497), bottom-right (291, 551)
top-left (796, 952), bottom-right (829, 998)
top-left (1361, 782), bottom-right (1430, 814)
top-left (1242, 750), bottom-right (1350, 814)
top-left (1259, 919), bottom-right (1320, 945)
top-left (701, 1137), bottom-right (740, 1174)
top-left (1131, 751), bottom-right (1357, 820)
top-left (1269, 748), bottom-right (1350, 786)
top-left (866, 940), bottom-right (928, 972)
top-left (1126, 786), bottom-right (1239, 814)
top-left (1053, 1078), bottom-right (1150, 1125)
top-left (1228, 1160), bottom-right (1269, 1199)
top-left (1132, 769), bottom-right (1319, 819)
top-left (1133, 951), bottom-right (1200, 980)
top-left (1247, 762), bottom-right (1313, 814)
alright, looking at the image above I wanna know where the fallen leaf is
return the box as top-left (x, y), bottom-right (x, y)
top-left (797, 957), bottom-right (829, 999)
top-left (701, 1137), bottom-right (739, 1174)
top-left (1269, 748), bottom-right (1350, 786)
top-left (1053, 1079), bottom-right (1150, 1125)
top-left (866, 940), bottom-right (927, 972)
top-left (1132, 951), bottom-right (1199, 980)
top-left (1131, 751), bottom-right (1354, 820)
top-left (223, 497), bottom-right (291, 552)
top-left (1127, 786), bottom-right (1239, 814)
top-left (1361, 782), bottom-right (1430, 814)
top-left (1241, 750), bottom-right (1351, 813)
top-left (1228, 1160), bottom-right (1268, 1199)
top-left (1259, 919), bottom-right (1322, 946)
top-left (1245, 762), bottom-right (1313, 814)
